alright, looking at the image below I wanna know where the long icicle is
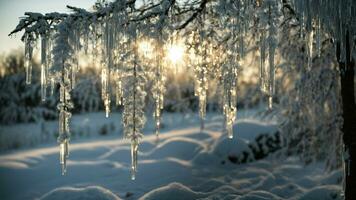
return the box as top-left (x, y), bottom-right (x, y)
top-left (58, 81), bottom-right (72, 175)
top-left (307, 29), bottom-right (314, 70)
top-left (40, 34), bottom-right (47, 101)
top-left (153, 36), bottom-right (165, 142)
top-left (24, 34), bottom-right (34, 85)
top-left (260, 31), bottom-right (266, 93)
top-left (131, 39), bottom-right (139, 180)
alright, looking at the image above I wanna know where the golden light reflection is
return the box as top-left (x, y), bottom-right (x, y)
top-left (167, 43), bottom-right (185, 64)
top-left (138, 39), bottom-right (154, 59)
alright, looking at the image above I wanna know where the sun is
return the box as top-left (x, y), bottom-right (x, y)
top-left (167, 43), bottom-right (185, 64)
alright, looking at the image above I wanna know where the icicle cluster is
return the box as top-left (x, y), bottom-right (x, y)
top-left (293, 0), bottom-right (356, 69)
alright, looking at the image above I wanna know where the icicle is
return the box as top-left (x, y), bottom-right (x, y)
top-left (115, 74), bottom-right (123, 106)
top-left (224, 104), bottom-right (236, 139)
top-left (316, 17), bottom-right (321, 57)
top-left (101, 68), bottom-right (110, 117)
top-left (306, 30), bottom-right (314, 70)
top-left (221, 18), bottom-right (238, 139)
top-left (40, 64), bottom-right (46, 101)
top-left (152, 37), bottom-right (166, 142)
top-left (223, 58), bottom-right (238, 139)
top-left (260, 31), bottom-right (266, 92)
top-left (24, 35), bottom-right (34, 85)
top-left (268, 95), bottom-right (273, 109)
top-left (60, 139), bottom-right (69, 175)
top-left (50, 77), bottom-right (55, 96)
top-left (266, 0), bottom-right (277, 109)
top-left (268, 42), bottom-right (275, 109)
top-left (101, 66), bottom-right (107, 98)
top-left (239, 30), bottom-right (244, 58)
top-left (130, 139), bottom-right (139, 180)
top-left (195, 40), bottom-right (208, 131)
top-left (300, 13), bottom-right (305, 38)
top-left (155, 115), bottom-right (160, 142)
top-left (122, 28), bottom-right (146, 180)
top-left (41, 35), bottom-right (47, 101)
top-left (104, 93), bottom-right (111, 118)
top-left (57, 79), bottom-right (72, 175)
top-left (71, 64), bottom-right (77, 90)
top-left (199, 94), bottom-right (206, 130)
top-left (336, 3), bottom-right (347, 63)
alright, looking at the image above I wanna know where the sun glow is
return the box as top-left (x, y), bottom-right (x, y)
top-left (167, 43), bottom-right (185, 64)
top-left (137, 39), bottom-right (187, 71)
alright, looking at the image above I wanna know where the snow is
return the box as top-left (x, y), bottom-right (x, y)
top-left (0, 111), bottom-right (342, 200)
top-left (40, 186), bottom-right (121, 200)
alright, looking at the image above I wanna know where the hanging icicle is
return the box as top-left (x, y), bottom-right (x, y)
top-left (101, 68), bottom-right (110, 118)
top-left (50, 18), bottom-right (77, 175)
top-left (222, 52), bottom-right (238, 139)
top-left (152, 39), bottom-right (165, 142)
top-left (260, 30), bottom-right (267, 93)
top-left (267, 1), bottom-right (277, 109)
top-left (122, 27), bottom-right (146, 180)
top-left (316, 17), bottom-right (321, 57)
top-left (130, 138), bottom-right (139, 180)
top-left (40, 34), bottom-right (48, 101)
top-left (219, 11), bottom-right (239, 139)
top-left (24, 34), bottom-right (34, 85)
top-left (258, 0), bottom-right (278, 109)
top-left (57, 81), bottom-right (73, 175)
top-left (50, 77), bottom-right (55, 96)
top-left (306, 30), bottom-right (314, 70)
top-left (191, 27), bottom-right (209, 131)
top-left (115, 71), bottom-right (123, 106)
top-left (71, 28), bottom-right (81, 90)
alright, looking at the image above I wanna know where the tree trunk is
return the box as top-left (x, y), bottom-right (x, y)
top-left (337, 30), bottom-right (356, 200)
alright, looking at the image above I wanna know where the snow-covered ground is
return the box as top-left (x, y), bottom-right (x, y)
top-left (0, 111), bottom-right (342, 200)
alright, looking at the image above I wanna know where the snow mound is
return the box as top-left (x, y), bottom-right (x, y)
top-left (233, 119), bottom-right (279, 141)
top-left (147, 137), bottom-right (205, 160)
top-left (270, 183), bottom-right (304, 198)
top-left (139, 182), bottom-right (205, 200)
top-left (213, 137), bottom-right (252, 158)
top-left (299, 185), bottom-right (342, 200)
top-left (238, 190), bottom-right (282, 200)
top-left (40, 186), bottom-right (121, 200)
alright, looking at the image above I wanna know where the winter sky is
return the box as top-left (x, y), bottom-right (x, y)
top-left (0, 0), bottom-right (97, 54)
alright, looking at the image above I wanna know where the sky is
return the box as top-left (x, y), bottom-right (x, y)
top-left (0, 0), bottom-right (97, 54)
